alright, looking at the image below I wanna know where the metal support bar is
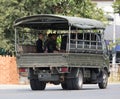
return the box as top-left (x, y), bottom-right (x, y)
top-left (68, 25), bottom-right (71, 52)
top-left (75, 29), bottom-right (78, 50)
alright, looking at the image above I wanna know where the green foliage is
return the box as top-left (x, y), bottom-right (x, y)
top-left (113, 0), bottom-right (120, 13)
top-left (0, 0), bottom-right (106, 51)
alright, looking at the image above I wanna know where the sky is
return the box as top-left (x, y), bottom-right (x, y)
top-left (95, 1), bottom-right (120, 25)
top-left (94, 1), bottom-right (120, 40)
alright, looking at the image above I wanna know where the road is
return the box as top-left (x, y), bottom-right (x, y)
top-left (0, 83), bottom-right (120, 99)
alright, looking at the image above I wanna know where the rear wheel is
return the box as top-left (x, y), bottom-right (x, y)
top-left (67, 69), bottom-right (83, 90)
top-left (61, 82), bottom-right (67, 90)
top-left (98, 70), bottom-right (108, 89)
top-left (29, 68), bottom-right (46, 90)
top-left (30, 79), bottom-right (46, 90)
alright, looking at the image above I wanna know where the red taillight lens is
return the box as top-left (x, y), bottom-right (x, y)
top-left (19, 68), bottom-right (26, 72)
top-left (60, 67), bottom-right (68, 72)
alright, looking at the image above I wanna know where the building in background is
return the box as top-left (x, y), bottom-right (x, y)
top-left (92, 0), bottom-right (114, 20)
top-left (92, 0), bottom-right (120, 40)
top-left (92, 0), bottom-right (120, 63)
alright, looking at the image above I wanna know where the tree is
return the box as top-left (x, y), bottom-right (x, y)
top-left (113, 0), bottom-right (120, 14)
top-left (0, 0), bottom-right (106, 52)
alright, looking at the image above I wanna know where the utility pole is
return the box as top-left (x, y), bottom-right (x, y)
top-left (112, 0), bottom-right (117, 79)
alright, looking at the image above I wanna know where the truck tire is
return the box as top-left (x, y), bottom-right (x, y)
top-left (98, 70), bottom-right (108, 89)
top-left (61, 82), bottom-right (67, 90)
top-left (29, 68), bottom-right (46, 90)
top-left (67, 69), bottom-right (83, 90)
top-left (30, 79), bottom-right (46, 90)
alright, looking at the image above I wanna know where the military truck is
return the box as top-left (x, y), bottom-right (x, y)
top-left (14, 14), bottom-right (110, 90)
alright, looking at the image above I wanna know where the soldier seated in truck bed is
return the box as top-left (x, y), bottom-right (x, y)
top-left (36, 33), bottom-right (44, 53)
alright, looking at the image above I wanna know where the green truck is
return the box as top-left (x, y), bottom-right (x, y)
top-left (14, 14), bottom-right (110, 90)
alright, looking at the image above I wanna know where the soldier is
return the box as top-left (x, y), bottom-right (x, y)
top-left (36, 33), bottom-right (44, 53)
top-left (46, 34), bottom-right (59, 53)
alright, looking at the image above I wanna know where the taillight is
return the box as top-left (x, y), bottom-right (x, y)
top-left (19, 68), bottom-right (27, 72)
top-left (59, 67), bottom-right (68, 73)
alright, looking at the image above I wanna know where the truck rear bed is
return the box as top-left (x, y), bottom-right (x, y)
top-left (17, 53), bottom-right (107, 68)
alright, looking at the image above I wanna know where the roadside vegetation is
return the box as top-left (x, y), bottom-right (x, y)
top-left (113, 0), bottom-right (120, 14)
top-left (0, 0), bottom-right (106, 53)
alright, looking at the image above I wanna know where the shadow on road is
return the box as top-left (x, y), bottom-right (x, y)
top-left (0, 84), bottom-right (105, 93)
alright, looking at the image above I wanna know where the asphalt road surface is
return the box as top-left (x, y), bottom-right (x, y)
top-left (0, 83), bottom-right (120, 99)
